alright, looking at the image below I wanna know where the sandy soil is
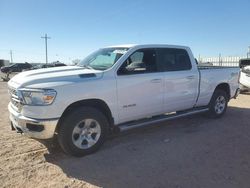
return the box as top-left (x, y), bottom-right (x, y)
top-left (0, 78), bottom-right (250, 188)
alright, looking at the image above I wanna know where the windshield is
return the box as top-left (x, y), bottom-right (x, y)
top-left (78, 48), bottom-right (129, 70)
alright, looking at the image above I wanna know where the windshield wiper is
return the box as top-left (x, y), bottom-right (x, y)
top-left (91, 65), bottom-right (110, 70)
top-left (81, 65), bottom-right (95, 70)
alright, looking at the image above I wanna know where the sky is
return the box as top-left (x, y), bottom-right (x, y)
top-left (0, 0), bottom-right (250, 64)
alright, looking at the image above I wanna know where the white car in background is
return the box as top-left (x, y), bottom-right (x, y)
top-left (239, 59), bottom-right (250, 91)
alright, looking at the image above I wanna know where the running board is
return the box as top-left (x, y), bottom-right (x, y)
top-left (118, 107), bottom-right (209, 132)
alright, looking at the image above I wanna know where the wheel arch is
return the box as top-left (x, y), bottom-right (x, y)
top-left (56, 99), bottom-right (114, 132)
top-left (213, 83), bottom-right (231, 101)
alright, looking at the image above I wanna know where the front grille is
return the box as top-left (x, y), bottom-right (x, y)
top-left (8, 87), bottom-right (22, 112)
top-left (9, 87), bottom-right (18, 97)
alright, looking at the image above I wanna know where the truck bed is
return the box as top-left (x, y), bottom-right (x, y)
top-left (196, 66), bottom-right (239, 107)
top-left (198, 65), bottom-right (239, 70)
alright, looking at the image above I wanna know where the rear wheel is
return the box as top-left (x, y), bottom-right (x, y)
top-left (206, 89), bottom-right (228, 118)
top-left (57, 107), bottom-right (109, 157)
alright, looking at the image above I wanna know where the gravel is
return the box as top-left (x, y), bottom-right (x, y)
top-left (0, 80), bottom-right (250, 188)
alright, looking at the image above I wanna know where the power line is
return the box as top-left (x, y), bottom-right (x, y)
top-left (41, 34), bottom-right (51, 64)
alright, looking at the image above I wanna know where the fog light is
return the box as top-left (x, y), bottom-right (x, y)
top-left (26, 123), bottom-right (44, 132)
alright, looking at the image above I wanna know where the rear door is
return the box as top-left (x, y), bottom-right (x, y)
top-left (116, 48), bottom-right (164, 123)
top-left (156, 48), bottom-right (199, 112)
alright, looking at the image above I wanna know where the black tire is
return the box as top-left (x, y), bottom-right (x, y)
top-left (206, 89), bottom-right (228, 118)
top-left (57, 107), bottom-right (109, 157)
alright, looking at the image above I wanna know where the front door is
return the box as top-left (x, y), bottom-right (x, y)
top-left (116, 48), bottom-right (164, 123)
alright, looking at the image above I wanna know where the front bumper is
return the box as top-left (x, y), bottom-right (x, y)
top-left (8, 103), bottom-right (59, 139)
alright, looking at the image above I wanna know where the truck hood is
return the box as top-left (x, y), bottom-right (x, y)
top-left (8, 66), bottom-right (103, 89)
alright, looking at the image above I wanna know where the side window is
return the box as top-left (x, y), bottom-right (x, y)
top-left (157, 48), bottom-right (192, 71)
top-left (118, 49), bottom-right (157, 75)
top-left (24, 64), bottom-right (31, 68)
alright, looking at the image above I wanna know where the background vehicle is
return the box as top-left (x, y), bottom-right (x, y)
top-left (0, 59), bottom-right (10, 68)
top-left (1, 62), bottom-right (32, 73)
top-left (239, 58), bottom-right (250, 91)
top-left (41, 61), bottom-right (67, 68)
top-left (7, 44), bottom-right (240, 156)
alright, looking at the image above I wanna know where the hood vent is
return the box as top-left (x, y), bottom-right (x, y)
top-left (78, 73), bottom-right (96, 78)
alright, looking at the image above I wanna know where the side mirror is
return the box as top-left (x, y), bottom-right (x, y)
top-left (118, 66), bottom-right (130, 75)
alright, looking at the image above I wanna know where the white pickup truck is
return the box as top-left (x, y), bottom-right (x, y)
top-left (8, 44), bottom-right (240, 156)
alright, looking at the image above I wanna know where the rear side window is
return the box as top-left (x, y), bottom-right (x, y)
top-left (157, 48), bottom-right (192, 71)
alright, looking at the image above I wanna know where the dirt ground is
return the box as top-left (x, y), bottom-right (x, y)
top-left (0, 78), bottom-right (250, 188)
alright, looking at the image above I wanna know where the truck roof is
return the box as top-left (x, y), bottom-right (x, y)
top-left (106, 44), bottom-right (189, 49)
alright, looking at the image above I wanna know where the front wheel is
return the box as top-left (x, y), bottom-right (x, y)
top-left (206, 89), bottom-right (228, 118)
top-left (57, 107), bottom-right (109, 157)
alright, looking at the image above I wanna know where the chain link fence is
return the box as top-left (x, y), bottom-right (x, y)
top-left (198, 56), bottom-right (248, 67)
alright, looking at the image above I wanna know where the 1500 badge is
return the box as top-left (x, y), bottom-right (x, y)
top-left (123, 104), bottom-right (136, 108)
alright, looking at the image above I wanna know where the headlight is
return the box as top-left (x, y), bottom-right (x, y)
top-left (19, 89), bottom-right (57, 106)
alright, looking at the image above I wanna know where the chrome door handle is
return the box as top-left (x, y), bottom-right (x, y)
top-left (186, 75), bottom-right (195, 80)
top-left (150, 78), bottom-right (162, 83)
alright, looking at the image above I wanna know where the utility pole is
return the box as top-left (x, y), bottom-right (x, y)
top-left (247, 46), bottom-right (250, 58)
top-left (41, 34), bottom-right (51, 64)
top-left (219, 53), bottom-right (222, 66)
top-left (10, 50), bottom-right (13, 63)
